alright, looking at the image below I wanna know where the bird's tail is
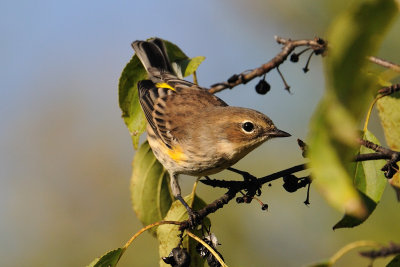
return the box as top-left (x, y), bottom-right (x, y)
top-left (131, 38), bottom-right (174, 78)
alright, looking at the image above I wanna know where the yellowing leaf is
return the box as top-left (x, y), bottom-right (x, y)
top-left (157, 194), bottom-right (210, 267)
top-left (377, 91), bottom-right (400, 198)
top-left (377, 92), bottom-right (400, 150)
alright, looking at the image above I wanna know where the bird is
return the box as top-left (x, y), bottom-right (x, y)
top-left (131, 38), bottom-right (290, 225)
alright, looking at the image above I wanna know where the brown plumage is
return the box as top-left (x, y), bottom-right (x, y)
top-left (132, 38), bottom-right (291, 223)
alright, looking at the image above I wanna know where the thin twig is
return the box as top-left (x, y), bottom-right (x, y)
top-left (378, 83), bottom-right (400, 96)
top-left (358, 139), bottom-right (397, 156)
top-left (368, 56), bottom-right (400, 73)
top-left (208, 37), bottom-right (327, 94)
top-left (354, 153), bottom-right (392, 161)
top-left (357, 138), bottom-right (400, 178)
top-left (360, 242), bottom-right (400, 260)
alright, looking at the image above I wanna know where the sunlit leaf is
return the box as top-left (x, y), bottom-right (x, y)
top-left (131, 141), bottom-right (173, 235)
top-left (333, 130), bottom-right (387, 229)
top-left (179, 56), bottom-right (206, 77)
top-left (377, 91), bottom-right (400, 199)
top-left (118, 54), bottom-right (148, 149)
top-left (308, 100), bottom-right (364, 218)
top-left (86, 248), bottom-right (125, 267)
top-left (308, 0), bottom-right (398, 217)
top-left (157, 194), bottom-right (210, 267)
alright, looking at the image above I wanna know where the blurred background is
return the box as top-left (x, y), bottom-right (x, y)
top-left (1, 0), bottom-right (400, 266)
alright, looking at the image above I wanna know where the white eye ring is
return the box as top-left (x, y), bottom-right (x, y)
top-left (241, 121), bottom-right (255, 133)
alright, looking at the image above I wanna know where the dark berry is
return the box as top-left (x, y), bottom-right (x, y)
top-left (162, 247), bottom-right (191, 267)
top-left (290, 53), bottom-right (299, 62)
top-left (255, 79), bottom-right (270, 95)
top-left (242, 196), bottom-right (252, 203)
top-left (282, 175), bottom-right (299, 193)
top-left (316, 37), bottom-right (325, 45)
top-left (236, 197), bottom-right (244, 203)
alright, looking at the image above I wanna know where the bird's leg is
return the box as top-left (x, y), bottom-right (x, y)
top-left (170, 174), bottom-right (201, 228)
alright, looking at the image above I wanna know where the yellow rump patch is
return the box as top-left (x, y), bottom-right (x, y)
top-left (166, 145), bottom-right (188, 162)
top-left (155, 82), bottom-right (175, 91)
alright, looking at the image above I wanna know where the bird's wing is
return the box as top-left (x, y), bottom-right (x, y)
top-left (138, 80), bottom-right (227, 149)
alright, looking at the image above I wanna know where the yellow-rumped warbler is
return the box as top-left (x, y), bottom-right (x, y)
top-left (132, 38), bottom-right (290, 222)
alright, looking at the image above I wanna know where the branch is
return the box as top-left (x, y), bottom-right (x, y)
top-left (378, 83), bottom-right (400, 96)
top-left (357, 139), bottom-right (400, 178)
top-left (208, 37), bottom-right (327, 94)
top-left (360, 242), bottom-right (400, 260)
top-left (368, 56), bottom-right (400, 73)
top-left (179, 164), bottom-right (307, 230)
top-left (179, 189), bottom-right (237, 230)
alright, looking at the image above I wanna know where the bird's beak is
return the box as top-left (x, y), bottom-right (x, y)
top-left (268, 128), bottom-right (291, 138)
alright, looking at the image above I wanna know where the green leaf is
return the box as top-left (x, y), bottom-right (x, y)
top-left (377, 91), bottom-right (400, 198)
top-left (308, 0), bottom-right (399, 217)
top-left (157, 194), bottom-right (210, 267)
top-left (333, 130), bottom-right (387, 229)
top-left (387, 254), bottom-right (400, 267)
top-left (308, 100), bottom-right (365, 218)
top-left (131, 141), bottom-right (173, 235)
top-left (119, 39), bottom-right (206, 149)
top-left (118, 54), bottom-right (148, 149)
top-left (174, 56), bottom-right (206, 78)
top-left (325, 0), bottom-right (398, 118)
top-left (86, 248), bottom-right (125, 267)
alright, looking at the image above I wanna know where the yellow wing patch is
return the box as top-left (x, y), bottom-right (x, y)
top-left (155, 82), bottom-right (175, 91)
top-left (166, 144), bottom-right (188, 162)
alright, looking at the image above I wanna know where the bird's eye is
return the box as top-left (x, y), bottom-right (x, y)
top-left (242, 121), bottom-right (254, 133)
